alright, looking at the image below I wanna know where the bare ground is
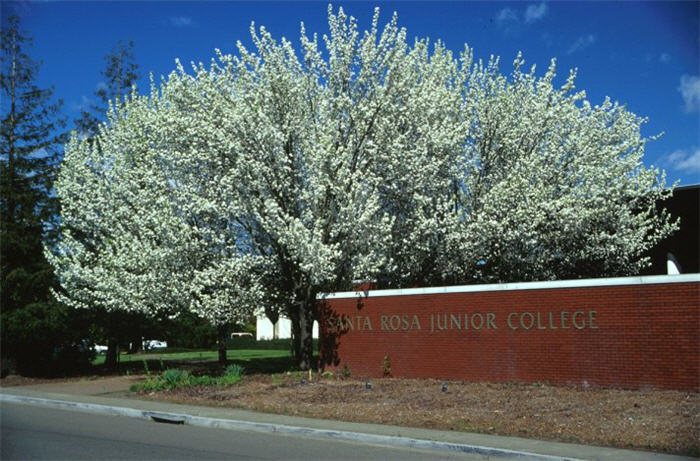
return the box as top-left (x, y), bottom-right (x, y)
top-left (134, 373), bottom-right (698, 456)
top-left (4, 372), bottom-right (697, 456)
top-left (0, 374), bottom-right (84, 387)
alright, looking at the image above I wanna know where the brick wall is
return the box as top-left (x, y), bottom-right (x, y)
top-left (319, 277), bottom-right (699, 390)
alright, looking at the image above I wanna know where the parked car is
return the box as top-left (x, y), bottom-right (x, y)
top-left (142, 340), bottom-right (167, 350)
top-left (230, 332), bottom-right (253, 338)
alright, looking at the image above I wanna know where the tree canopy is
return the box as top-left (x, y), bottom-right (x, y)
top-left (50, 6), bottom-right (675, 369)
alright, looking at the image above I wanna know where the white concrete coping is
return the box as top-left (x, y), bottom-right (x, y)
top-left (317, 273), bottom-right (700, 300)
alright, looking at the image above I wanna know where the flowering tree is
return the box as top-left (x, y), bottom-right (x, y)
top-left (433, 54), bottom-right (675, 285)
top-left (212, 7), bottom-right (485, 367)
top-left (50, 6), bottom-right (674, 370)
top-left (48, 89), bottom-right (265, 365)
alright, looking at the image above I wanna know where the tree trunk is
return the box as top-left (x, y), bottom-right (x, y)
top-left (290, 311), bottom-right (301, 362)
top-left (128, 335), bottom-right (142, 354)
top-left (105, 339), bottom-right (119, 368)
top-left (295, 289), bottom-right (317, 371)
top-left (297, 308), bottom-right (315, 370)
top-left (217, 324), bottom-right (228, 365)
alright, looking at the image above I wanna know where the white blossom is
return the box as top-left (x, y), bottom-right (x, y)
top-left (48, 7), bottom-right (674, 368)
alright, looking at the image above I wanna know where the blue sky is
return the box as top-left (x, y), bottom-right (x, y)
top-left (4, 1), bottom-right (699, 185)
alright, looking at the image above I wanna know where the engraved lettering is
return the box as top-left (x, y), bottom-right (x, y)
top-left (381, 315), bottom-right (390, 330)
top-left (589, 310), bottom-right (598, 330)
top-left (471, 313), bottom-right (484, 330)
top-left (333, 308), bottom-right (596, 335)
top-left (507, 312), bottom-right (518, 330)
top-left (487, 313), bottom-right (497, 329)
top-left (436, 313), bottom-right (447, 330)
top-left (390, 315), bottom-right (401, 331)
top-left (520, 312), bottom-right (534, 330)
top-left (450, 314), bottom-right (461, 330)
top-left (411, 315), bottom-right (421, 330)
top-left (560, 311), bottom-right (570, 329)
top-left (536, 312), bottom-right (546, 330)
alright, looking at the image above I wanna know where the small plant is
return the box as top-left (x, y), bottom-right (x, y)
top-left (342, 362), bottom-right (351, 378)
top-left (130, 366), bottom-right (244, 393)
top-left (162, 369), bottom-right (190, 389)
top-left (382, 354), bottom-right (391, 377)
top-left (224, 364), bottom-right (244, 378)
top-left (218, 364), bottom-right (244, 385)
top-left (142, 360), bottom-right (150, 376)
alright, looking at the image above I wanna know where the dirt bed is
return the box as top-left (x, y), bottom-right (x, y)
top-left (136, 374), bottom-right (699, 456)
top-left (0, 374), bottom-right (82, 387)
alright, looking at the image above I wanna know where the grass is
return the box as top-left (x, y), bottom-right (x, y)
top-left (92, 348), bottom-right (291, 366)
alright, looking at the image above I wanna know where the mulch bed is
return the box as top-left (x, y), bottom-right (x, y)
top-left (0, 374), bottom-right (76, 387)
top-left (135, 373), bottom-right (699, 456)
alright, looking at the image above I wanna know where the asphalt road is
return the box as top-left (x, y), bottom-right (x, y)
top-left (1, 402), bottom-right (489, 460)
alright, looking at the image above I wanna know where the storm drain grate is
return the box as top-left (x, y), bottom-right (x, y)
top-left (144, 411), bottom-right (186, 425)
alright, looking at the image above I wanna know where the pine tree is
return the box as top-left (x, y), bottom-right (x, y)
top-left (1, 15), bottom-right (91, 376)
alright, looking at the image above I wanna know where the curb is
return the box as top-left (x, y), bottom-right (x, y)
top-left (1, 393), bottom-right (579, 460)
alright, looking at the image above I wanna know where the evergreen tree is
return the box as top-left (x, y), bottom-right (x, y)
top-left (1, 15), bottom-right (92, 376)
top-left (75, 39), bottom-right (138, 138)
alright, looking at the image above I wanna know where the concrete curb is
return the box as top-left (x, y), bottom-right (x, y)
top-left (1, 393), bottom-right (579, 460)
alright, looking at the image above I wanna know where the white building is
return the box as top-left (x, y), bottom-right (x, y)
top-left (255, 314), bottom-right (318, 341)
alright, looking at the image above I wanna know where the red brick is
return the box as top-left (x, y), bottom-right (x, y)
top-left (319, 282), bottom-right (700, 390)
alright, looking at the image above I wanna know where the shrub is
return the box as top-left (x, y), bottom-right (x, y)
top-left (1, 302), bottom-right (95, 377)
top-left (382, 354), bottom-right (391, 377)
top-left (162, 368), bottom-right (190, 388)
top-left (130, 366), bottom-right (243, 392)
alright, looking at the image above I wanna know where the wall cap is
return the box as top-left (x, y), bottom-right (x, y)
top-left (317, 273), bottom-right (700, 300)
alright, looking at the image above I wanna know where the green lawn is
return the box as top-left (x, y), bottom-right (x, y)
top-left (92, 348), bottom-right (291, 366)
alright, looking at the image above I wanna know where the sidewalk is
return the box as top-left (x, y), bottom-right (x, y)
top-left (0, 377), bottom-right (692, 461)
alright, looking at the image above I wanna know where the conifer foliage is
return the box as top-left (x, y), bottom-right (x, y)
top-left (1, 15), bottom-right (91, 376)
top-left (75, 40), bottom-right (139, 139)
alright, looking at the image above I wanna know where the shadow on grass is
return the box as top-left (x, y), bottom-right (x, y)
top-left (94, 354), bottom-right (319, 377)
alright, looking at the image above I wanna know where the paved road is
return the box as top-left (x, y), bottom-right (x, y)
top-left (1, 402), bottom-right (489, 460)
